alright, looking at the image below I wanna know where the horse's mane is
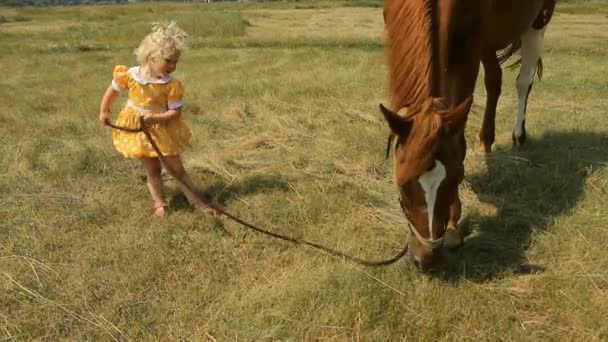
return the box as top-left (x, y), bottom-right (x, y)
top-left (384, 0), bottom-right (434, 111)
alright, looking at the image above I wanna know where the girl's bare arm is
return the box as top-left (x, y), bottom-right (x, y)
top-left (99, 86), bottom-right (120, 124)
top-left (143, 108), bottom-right (182, 125)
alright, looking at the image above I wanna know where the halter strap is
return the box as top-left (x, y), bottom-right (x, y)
top-left (399, 195), bottom-right (444, 249)
top-left (407, 222), bottom-right (444, 249)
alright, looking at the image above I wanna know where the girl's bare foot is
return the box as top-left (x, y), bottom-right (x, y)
top-left (153, 203), bottom-right (167, 218)
top-left (193, 199), bottom-right (216, 216)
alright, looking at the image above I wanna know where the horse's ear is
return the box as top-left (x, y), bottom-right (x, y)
top-left (442, 96), bottom-right (473, 134)
top-left (379, 103), bottom-right (412, 137)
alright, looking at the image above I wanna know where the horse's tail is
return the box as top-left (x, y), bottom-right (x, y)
top-left (498, 46), bottom-right (544, 82)
top-left (498, 40), bottom-right (544, 81)
top-left (498, 0), bottom-right (553, 79)
top-left (497, 40), bottom-right (521, 66)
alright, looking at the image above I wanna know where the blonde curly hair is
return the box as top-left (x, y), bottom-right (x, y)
top-left (134, 21), bottom-right (188, 66)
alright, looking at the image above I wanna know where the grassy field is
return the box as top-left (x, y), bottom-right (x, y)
top-left (1, 1), bottom-right (608, 340)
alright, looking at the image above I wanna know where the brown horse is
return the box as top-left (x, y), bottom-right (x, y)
top-left (380, 0), bottom-right (555, 271)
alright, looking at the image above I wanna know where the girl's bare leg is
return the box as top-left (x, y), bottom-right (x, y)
top-left (142, 157), bottom-right (166, 217)
top-left (163, 155), bottom-right (211, 211)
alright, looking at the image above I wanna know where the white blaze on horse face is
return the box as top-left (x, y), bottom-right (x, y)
top-left (418, 160), bottom-right (447, 240)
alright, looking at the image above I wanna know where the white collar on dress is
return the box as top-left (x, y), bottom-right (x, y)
top-left (128, 66), bottom-right (173, 85)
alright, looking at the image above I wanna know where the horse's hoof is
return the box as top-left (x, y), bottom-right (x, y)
top-left (512, 125), bottom-right (527, 148)
top-left (512, 136), bottom-right (527, 151)
top-left (477, 142), bottom-right (492, 154)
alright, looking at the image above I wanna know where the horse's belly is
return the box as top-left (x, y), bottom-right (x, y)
top-left (483, 0), bottom-right (544, 50)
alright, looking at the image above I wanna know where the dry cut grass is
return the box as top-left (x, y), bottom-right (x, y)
top-left (1, 1), bottom-right (607, 340)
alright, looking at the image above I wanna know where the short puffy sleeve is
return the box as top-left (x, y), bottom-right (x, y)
top-left (111, 65), bottom-right (129, 92)
top-left (167, 80), bottom-right (184, 110)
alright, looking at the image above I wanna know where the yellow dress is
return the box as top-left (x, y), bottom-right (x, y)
top-left (111, 65), bottom-right (192, 158)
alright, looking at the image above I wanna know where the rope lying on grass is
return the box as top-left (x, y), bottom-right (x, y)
top-left (105, 118), bottom-right (409, 266)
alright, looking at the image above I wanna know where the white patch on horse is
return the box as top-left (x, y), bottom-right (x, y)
top-left (418, 160), bottom-right (446, 240)
top-left (514, 27), bottom-right (546, 139)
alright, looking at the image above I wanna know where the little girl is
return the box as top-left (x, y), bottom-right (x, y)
top-left (99, 21), bottom-right (208, 218)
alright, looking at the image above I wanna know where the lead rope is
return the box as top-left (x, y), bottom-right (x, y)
top-left (105, 119), bottom-right (409, 266)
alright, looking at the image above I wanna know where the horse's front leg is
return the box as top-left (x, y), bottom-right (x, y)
top-left (479, 51), bottom-right (502, 154)
top-left (444, 189), bottom-right (464, 252)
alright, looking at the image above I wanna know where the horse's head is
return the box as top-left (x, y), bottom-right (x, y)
top-left (380, 96), bottom-right (473, 271)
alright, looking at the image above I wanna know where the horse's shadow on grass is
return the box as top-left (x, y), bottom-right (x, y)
top-left (439, 130), bottom-right (608, 282)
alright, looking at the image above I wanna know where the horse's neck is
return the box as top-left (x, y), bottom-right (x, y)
top-left (436, 0), bottom-right (487, 107)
